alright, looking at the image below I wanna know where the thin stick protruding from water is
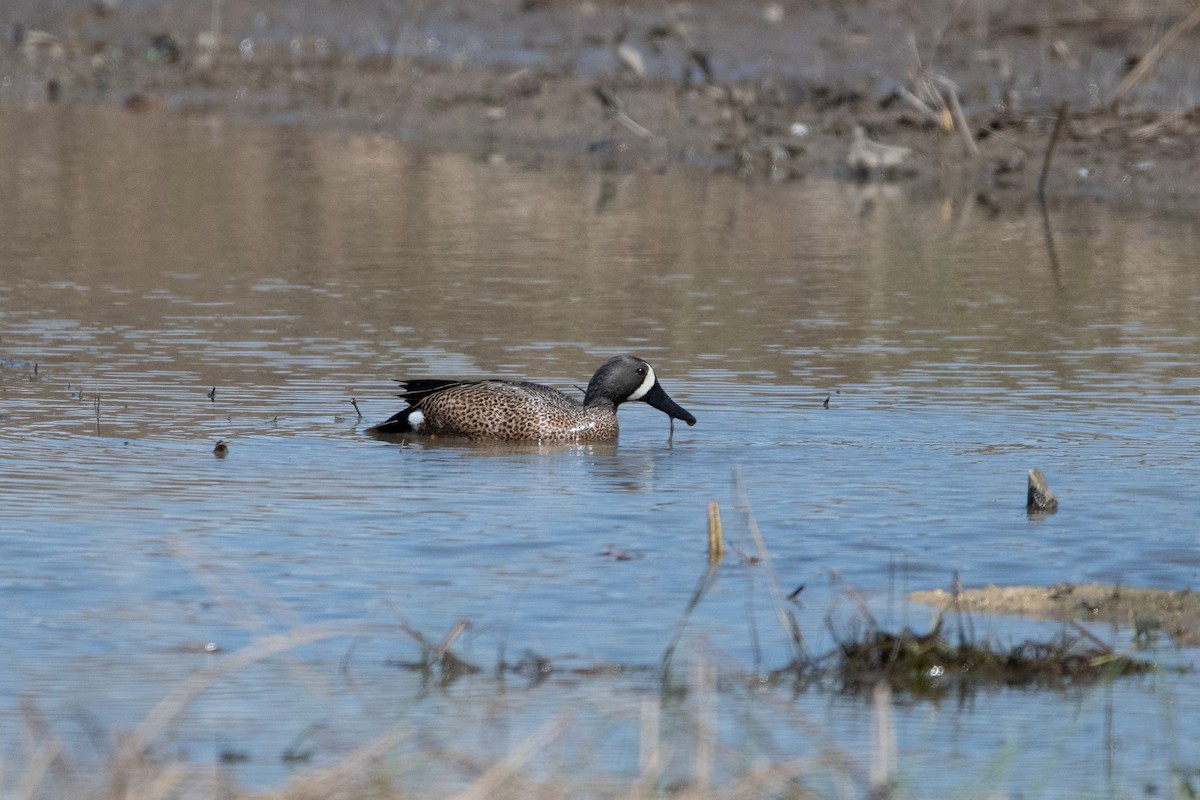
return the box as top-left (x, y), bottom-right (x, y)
top-left (1037, 101), bottom-right (1069, 199)
top-left (733, 467), bottom-right (806, 661)
top-left (707, 500), bottom-right (724, 564)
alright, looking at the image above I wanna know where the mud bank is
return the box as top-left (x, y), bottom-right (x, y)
top-left (913, 583), bottom-right (1200, 647)
top-left (3, 0), bottom-right (1200, 207)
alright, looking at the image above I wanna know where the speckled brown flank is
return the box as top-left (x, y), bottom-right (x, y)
top-left (415, 381), bottom-right (619, 441)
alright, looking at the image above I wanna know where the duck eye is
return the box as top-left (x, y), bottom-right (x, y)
top-left (636, 367), bottom-right (646, 376)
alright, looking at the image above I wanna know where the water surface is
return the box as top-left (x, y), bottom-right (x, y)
top-left (1, 103), bottom-right (1198, 796)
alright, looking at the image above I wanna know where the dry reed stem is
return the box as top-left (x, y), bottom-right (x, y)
top-left (1112, 3), bottom-right (1200, 104)
top-left (433, 618), bottom-right (470, 660)
top-left (637, 698), bottom-right (662, 794)
top-left (116, 619), bottom-right (384, 773)
top-left (707, 500), bottom-right (724, 564)
top-left (450, 712), bottom-right (574, 800)
top-left (266, 727), bottom-right (408, 800)
top-left (925, 72), bottom-right (978, 157)
top-left (732, 467), bottom-right (804, 661)
top-left (691, 660), bottom-right (717, 792)
top-left (869, 681), bottom-right (896, 793)
top-left (13, 740), bottom-right (59, 800)
top-left (169, 541), bottom-right (347, 704)
top-left (139, 764), bottom-right (186, 800)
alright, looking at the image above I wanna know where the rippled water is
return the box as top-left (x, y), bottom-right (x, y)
top-left (2, 104), bottom-right (1199, 796)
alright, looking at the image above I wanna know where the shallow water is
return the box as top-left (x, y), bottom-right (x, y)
top-left (2, 103), bottom-right (1199, 796)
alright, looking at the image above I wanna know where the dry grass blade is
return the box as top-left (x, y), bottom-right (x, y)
top-left (692, 660), bottom-right (717, 792)
top-left (1112, 3), bottom-right (1200, 104)
top-left (638, 698), bottom-right (661, 791)
top-left (13, 740), bottom-right (59, 800)
top-left (271, 727), bottom-right (408, 800)
top-left (118, 619), bottom-right (383, 766)
top-left (451, 712), bottom-right (574, 800)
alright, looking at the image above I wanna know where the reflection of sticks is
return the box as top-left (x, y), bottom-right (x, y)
top-left (945, 85), bottom-right (978, 157)
top-left (1112, 4), bottom-right (1200, 105)
top-left (1038, 196), bottom-right (1063, 289)
top-left (659, 564), bottom-right (720, 683)
top-left (1037, 101), bottom-right (1069, 199)
top-left (925, 73), bottom-right (978, 157)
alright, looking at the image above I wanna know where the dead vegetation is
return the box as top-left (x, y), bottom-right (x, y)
top-left (0, 482), bottom-right (1184, 800)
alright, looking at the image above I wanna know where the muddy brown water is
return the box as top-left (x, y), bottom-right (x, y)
top-left (2, 104), bottom-right (1199, 795)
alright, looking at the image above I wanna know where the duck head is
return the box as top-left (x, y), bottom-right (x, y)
top-left (584, 354), bottom-right (696, 426)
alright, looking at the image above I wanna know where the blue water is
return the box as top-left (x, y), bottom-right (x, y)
top-left (1, 104), bottom-right (1198, 797)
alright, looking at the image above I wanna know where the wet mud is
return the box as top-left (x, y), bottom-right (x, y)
top-left (3, 0), bottom-right (1200, 207)
top-left (912, 583), bottom-right (1200, 647)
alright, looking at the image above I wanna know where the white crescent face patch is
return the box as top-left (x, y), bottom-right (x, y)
top-left (626, 364), bottom-right (657, 401)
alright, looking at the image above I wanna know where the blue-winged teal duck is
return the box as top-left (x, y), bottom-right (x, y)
top-left (370, 354), bottom-right (696, 441)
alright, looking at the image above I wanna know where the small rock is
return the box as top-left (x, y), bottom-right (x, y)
top-left (1027, 468), bottom-right (1058, 513)
top-left (149, 33), bottom-right (181, 64)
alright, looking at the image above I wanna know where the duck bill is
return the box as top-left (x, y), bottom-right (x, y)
top-left (640, 381), bottom-right (697, 426)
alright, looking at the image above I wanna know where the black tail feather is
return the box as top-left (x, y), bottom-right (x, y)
top-left (369, 407), bottom-right (417, 435)
top-left (397, 379), bottom-right (472, 402)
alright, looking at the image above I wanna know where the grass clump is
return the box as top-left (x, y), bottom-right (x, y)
top-left (831, 616), bottom-right (1153, 697)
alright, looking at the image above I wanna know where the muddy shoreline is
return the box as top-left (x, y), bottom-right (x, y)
top-left (4, 0), bottom-right (1200, 208)
top-left (913, 583), bottom-right (1200, 647)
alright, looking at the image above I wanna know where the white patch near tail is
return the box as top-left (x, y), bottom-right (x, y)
top-left (627, 364), bottom-right (656, 400)
top-left (407, 410), bottom-right (425, 431)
